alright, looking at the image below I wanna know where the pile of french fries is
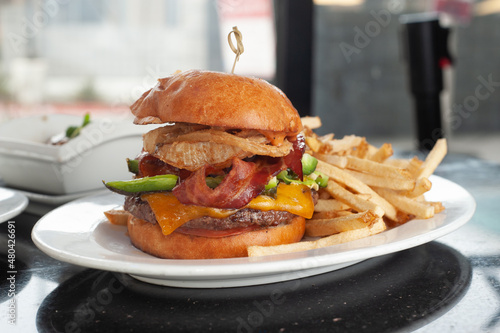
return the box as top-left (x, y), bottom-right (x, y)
top-left (248, 117), bottom-right (447, 257)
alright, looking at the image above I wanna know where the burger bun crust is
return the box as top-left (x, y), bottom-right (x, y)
top-left (130, 70), bottom-right (302, 136)
top-left (127, 215), bottom-right (306, 259)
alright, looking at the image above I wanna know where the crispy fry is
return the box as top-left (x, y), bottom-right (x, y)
top-left (324, 179), bottom-right (386, 218)
top-left (368, 143), bottom-right (393, 162)
top-left (316, 161), bottom-right (398, 220)
top-left (306, 211), bottom-right (378, 237)
top-left (305, 136), bottom-right (323, 153)
top-left (314, 153), bottom-right (348, 168)
top-left (301, 116), bottom-right (322, 129)
top-left (312, 210), bottom-right (353, 220)
top-left (248, 218), bottom-right (386, 257)
top-left (325, 135), bottom-right (365, 153)
top-left (345, 155), bottom-right (412, 180)
top-left (402, 177), bottom-right (432, 198)
top-left (314, 199), bottom-right (351, 212)
top-left (104, 209), bottom-right (130, 226)
top-left (373, 187), bottom-right (435, 219)
top-left (418, 138), bottom-right (447, 179)
top-left (344, 169), bottom-right (415, 191)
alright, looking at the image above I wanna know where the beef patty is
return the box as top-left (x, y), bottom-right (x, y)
top-left (124, 192), bottom-right (317, 231)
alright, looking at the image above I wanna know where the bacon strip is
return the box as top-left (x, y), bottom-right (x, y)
top-left (284, 134), bottom-right (305, 179)
top-left (173, 157), bottom-right (285, 209)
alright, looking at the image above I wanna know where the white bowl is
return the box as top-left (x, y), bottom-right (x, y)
top-left (0, 114), bottom-right (152, 195)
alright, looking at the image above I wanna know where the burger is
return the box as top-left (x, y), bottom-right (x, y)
top-left (104, 69), bottom-right (327, 259)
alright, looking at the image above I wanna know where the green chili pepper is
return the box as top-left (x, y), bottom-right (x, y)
top-left (104, 174), bottom-right (178, 195)
top-left (312, 171), bottom-right (328, 188)
top-left (127, 159), bottom-right (139, 175)
top-left (206, 175), bottom-right (225, 189)
top-left (265, 176), bottom-right (278, 190)
top-left (301, 153), bottom-right (318, 175)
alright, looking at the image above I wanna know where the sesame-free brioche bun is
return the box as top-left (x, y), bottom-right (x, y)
top-left (130, 69), bottom-right (302, 136)
top-left (127, 215), bottom-right (306, 259)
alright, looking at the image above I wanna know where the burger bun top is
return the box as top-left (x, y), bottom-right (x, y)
top-left (131, 70), bottom-right (302, 136)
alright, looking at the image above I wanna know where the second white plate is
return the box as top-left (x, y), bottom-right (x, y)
top-left (31, 176), bottom-right (475, 288)
top-left (0, 187), bottom-right (28, 223)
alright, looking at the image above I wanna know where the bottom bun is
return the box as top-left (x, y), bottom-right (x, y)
top-left (127, 215), bottom-right (306, 259)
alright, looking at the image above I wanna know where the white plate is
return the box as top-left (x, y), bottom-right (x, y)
top-left (0, 187), bottom-right (29, 223)
top-left (11, 187), bottom-right (107, 205)
top-left (31, 176), bottom-right (475, 288)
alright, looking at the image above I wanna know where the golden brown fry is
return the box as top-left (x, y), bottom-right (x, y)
top-left (306, 211), bottom-right (378, 237)
top-left (301, 116), bottom-right (322, 129)
top-left (373, 187), bottom-right (435, 219)
top-left (402, 177), bottom-right (432, 198)
top-left (104, 209), bottom-right (130, 226)
top-left (345, 155), bottom-right (412, 180)
top-left (344, 169), bottom-right (415, 191)
top-left (407, 156), bottom-right (424, 177)
top-left (312, 210), bottom-right (353, 220)
top-left (316, 161), bottom-right (398, 220)
top-left (368, 143), bottom-right (393, 163)
top-left (351, 139), bottom-right (369, 158)
top-left (305, 136), bottom-right (323, 153)
top-left (324, 179), bottom-right (386, 218)
top-left (248, 218), bottom-right (387, 257)
top-left (417, 138), bottom-right (447, 179)
top-left (326, 135), bottom-right (365, 153)
top-left (426, 201), bottom-right (445, 214)
top-left (314, 199), bottom-right (351, 212)
top-left (314, 153), bottom-right (348, 168)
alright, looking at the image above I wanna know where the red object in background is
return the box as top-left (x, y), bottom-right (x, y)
top-left (435, 0), bottom-right (472, 24)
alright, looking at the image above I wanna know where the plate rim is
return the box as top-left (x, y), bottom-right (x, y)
top-left (0, 187), bottom-right (29, 223)
top-left (31, 175), bottom-right (476, 284)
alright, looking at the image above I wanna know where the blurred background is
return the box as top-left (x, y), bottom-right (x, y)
top-left (0, 0), bottom-right (499, 160)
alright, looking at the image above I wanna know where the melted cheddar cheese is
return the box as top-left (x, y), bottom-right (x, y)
top-left (141, 183), bottom-right (314, 235)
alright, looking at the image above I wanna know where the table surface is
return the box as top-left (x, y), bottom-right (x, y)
top-left (1, 152), bottom-right (499, 333)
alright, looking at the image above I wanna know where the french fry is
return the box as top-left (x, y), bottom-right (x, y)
top-left (305, 136), bottom-right (323, 153)
top-left (104, 209), bottom-right (130, 226)
top-left (248, 218), bottom-right (386, 257)
top-left (344, 169), bottom-right (415, 191)
top-left (306, 211), bottom-right (378, 237)
top-left (324, 179), bottom-right (386, 218)
top-left (373, 187), bottom-right (435, 219)
top-left (326, 135), bottom-right (365, 153)
top-left (402, 177), bottom-right (432, 198)
top-left (314, 153), bottom-right (348, 168)
top-left (312, 210), bottom-right (353, 220)
top-left (314, 199), bottom-right (351, 212)
top-left (368, 143), bottom-right (393, 162)
top-left (426, 201), bottom-right (446, 214)
top-left (345, 155), bottom-right (412, 180)
top-left (301, 116), bottom-right (322, 129)
top-left (417, 138), bottom-right (447, 179)
top-left (316, 161), bottom-right (398, 220)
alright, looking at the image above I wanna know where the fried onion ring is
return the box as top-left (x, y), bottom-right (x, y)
top-left (143, 125), bottom-right (293, 171)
